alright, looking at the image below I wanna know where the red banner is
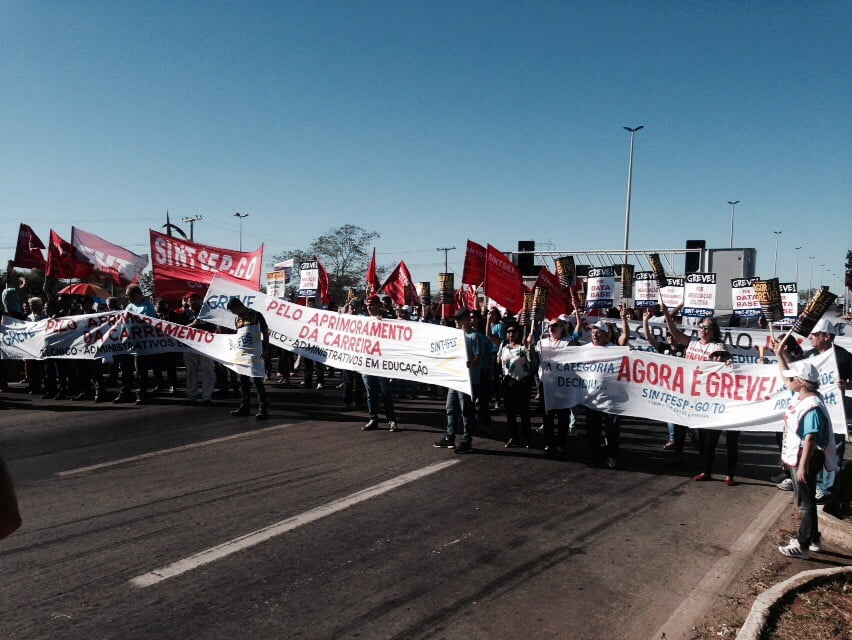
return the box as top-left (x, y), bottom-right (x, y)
top-left (483, 244), bottom-right (525, 312)
top-left (461, 240), bottom-right (486, 286)
top-left (317, 259), bottom-right (331, 306)
top-left (13, 224), bottom-right (46, 270)
top-left (149, 229), bottom-right (263, 302)
top-left (72, 227), bottom-right (148, 286)
top-left (531, 267), bottom-right (575, 319)
top-left (381, 261), bottom-right (418, 306)
top-left (366, 248), bottom-right (379, 295)
top-left (46, 230), bottom-right (94, 280)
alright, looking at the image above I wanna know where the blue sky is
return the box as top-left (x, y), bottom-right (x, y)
top-left (2, 1), bottom-right (849, 292)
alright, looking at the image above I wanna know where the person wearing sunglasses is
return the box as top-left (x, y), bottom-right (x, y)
top-left (489, 321), bottom-right (532, 448)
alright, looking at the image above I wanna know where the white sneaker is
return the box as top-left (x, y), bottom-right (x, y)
top-left (791, 537), bottom-right (823, 553)
top-left (777, 478), bottom-right (794, 491)
top-left (778, 540), bottom-right (810, 559)
top-left (815, 488), bottom-right (826, 501)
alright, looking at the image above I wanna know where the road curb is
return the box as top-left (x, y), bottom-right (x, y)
top-left (735, 507), bottom-right (852, 640)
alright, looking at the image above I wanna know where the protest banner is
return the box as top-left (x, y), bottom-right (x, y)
top-left (731, 278), bottom-right (761, 318)
top-left (483, 244), bottom-right (524, 312)
top-left (266, 271), bottom-right (287, 298)
top-left (634, 271), bottom-right (659, 308)
top-left (273, 259), bottom-right (293, 282)
top-left (530, 267), bottom-right (573, 318)
top-left (540, 345), bottom-right (846, 434)
top-left (461, 240), bottom-right (486, 286)
top-left (780, 283), bottom-right (798, 321)
top-left (200, 277), bottom-right (472, 394)
top-left (0, 312), bottom-right (264, 378)
top-left (682, 273), bottom-right (717, 318)
top-left (149, 229), bottom-right (263, 303)
top-left (659, 277), bottom-right (685, 309)
top-left (72, 227), bottom-right (148, 286)
top-left (585, 266), bottom-right (615, 310)
top-left (298, 261), bottom-right (319, 298)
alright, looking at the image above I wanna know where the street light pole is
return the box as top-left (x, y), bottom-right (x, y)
top-left (234, 212), bottom-right (250, 251)
top-left (809, 256), bottom-right (815, 297)
top-left (727, 201), bottom-right (740, 248)
top-left (773, 230), bottom-right (782, 277)
top-left (623, 125), bottom-right (644, 252)
top-left (794, 246), bottom-right (802, 287)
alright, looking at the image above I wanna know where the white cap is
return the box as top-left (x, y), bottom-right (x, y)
top-left (810, 318), bottom-right (836, 335)
top-left (782, 360), bottom-right (820, 384)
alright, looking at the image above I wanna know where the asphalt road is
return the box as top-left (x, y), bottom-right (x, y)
top-left (0, 379), bottom-right (790, 640)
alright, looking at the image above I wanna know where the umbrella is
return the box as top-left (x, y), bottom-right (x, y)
top-left (58, 283), bottom-right (112, 300)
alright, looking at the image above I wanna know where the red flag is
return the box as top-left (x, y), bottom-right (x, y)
top-left (13, 224), bottom-right (46, 270)
top-left (150, 229), bottom-right (264, 303)
top-left (72, 227), bottom-right (148, 286)
top-left (461, 240), bottom-right (486, 286)
top-left (531, 267), bottom-right (574, 319)
top-left (46, 230), bottom-right (94, 279)
top-left (483, 244), bottom-right (525, 312)
top-left (366, 247), bottom-right (379, 294)
top-left (380, 261), bottom-right (418, 306)
top-left (317, 258), bottom-right (331, 306)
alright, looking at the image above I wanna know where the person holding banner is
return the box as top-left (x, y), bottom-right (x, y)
top-left (226, 298), bottom-right (270, 420)
top-left (361, 296), bottom-right (400, 432)
top-left (183, 293), bottom-right (217, 406)
top-left (693, 349), bottom-right (742, 486)
top-left (771, 350), bottom-right (834, 559)
top-left (801, 319), bottom-right (851, 503)
top-left (495, 322), bottom-right (533, 448)
top-left (435, 307), bottom-right (482, 453)
top-left (581, 320), bottom-right (628, 469)
top-left (114, 285), bottom-right (157, 405)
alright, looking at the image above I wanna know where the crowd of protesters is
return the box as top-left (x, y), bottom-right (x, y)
top-left (2, 268), bottom-right (851, 558)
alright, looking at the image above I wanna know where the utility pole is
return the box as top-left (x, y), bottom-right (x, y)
top-left (436, 246), bottom-right (456, 272)
top-left (182, 215), bottom-right (203, 241)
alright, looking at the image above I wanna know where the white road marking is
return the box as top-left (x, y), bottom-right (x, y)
top-left (130, 459), bottom-right (460, 588)
top-left (649, 490), bottom-right (791, 640)
top-left (56, 424), bottom-right (296, 477)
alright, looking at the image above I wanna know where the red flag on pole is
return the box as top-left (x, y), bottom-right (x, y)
top-left (317, 258), bottom-right (331, 306)
top-left (380, 261), bottom-right (418, 306)
top-left (483, 244), bottom-right (525, 312)
top-left (13, 224), bottom-right (46, 270)
top-left (46, 230), bottom-right (94, 280)
top-left (72, 227), bottom-right (148, 286)
top-left (531, 267), bottom-right (575, 318)
top-left (366, 247), bottom-right (379, 294)
top-left (461, 240), bottom-right (486, 286)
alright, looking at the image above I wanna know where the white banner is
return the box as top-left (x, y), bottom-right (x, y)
top-left (541, 346), bottom-right (847, 433)
top-left (634, 271), bottom-right (659, 308)
top-left (0, 313), bottom-right (264, 378)
top-left (298, 261), bottom-right (319, 298)
top-left (732, 278), bottom-right (761, 318)
top-left (660, 277), bottom-right (684, 308)
top-left (683, 273), bottom-right (717, 317)
top-left (200, 277), bottom-right (472, 394)
top-left (586, 266), bottom-right (615, 310)
top-left (780, 283), bottom-right (798, 321)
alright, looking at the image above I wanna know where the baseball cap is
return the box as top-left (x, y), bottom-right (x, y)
top-left (810, 318), bottom-right (836, 335)
top-left (782, 360), bottom-right (820, 384)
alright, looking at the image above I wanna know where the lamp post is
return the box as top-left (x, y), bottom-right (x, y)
top-left (623, 125), bottom-right (644, 252)
top-left (820, 264), bottom-right (826, 287)
top-left (772, 230), bottom-right (782, 277)
top-left (809, 256), bottom-right (815, 298)
top-left (181, 215), bottom-right (203, 242)
top-left (793, 246), bottom-right (802, 288)
top-left (234, 212), bottom-right (250, 251)
top-left (728, 201), bottom-right (740, 248)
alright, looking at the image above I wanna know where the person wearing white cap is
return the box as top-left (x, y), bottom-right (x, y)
top-left (773, 344), bottom-right (835, 559)
top-left (803, 317), bottom-right (851, 503)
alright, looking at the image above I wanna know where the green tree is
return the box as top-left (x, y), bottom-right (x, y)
top-left (273, 225), bottom-right (380, 303)
top-left (845, 249), bottom-right (851, 273)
